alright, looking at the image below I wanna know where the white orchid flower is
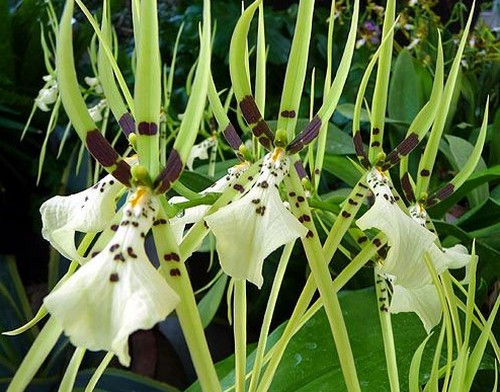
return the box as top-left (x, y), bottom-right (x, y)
top-left (84, 76), bottom-right (104, 94)
top-left (88, 99), bottom-right (107, 122)
top-left (186, 136), bottom-right (217, 171)
top-left (169, 161), bottom-right (250, 243)
top-left (204, 147), bottom-right (308, 288)
top-left (357, 167), bottom-right (471, 332)
top-left (43, 187), bottom-right (179, 366)
top-left (35, 75), bottom-right (58, 112)
top-left (40, 173), bottom-right (124, 263)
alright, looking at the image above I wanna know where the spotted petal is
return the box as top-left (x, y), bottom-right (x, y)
top-left (356, 168), bottom-right (437, 288)
top-left (43, 188), bottom-right (179, 366)
top-left (205, 150), bottom-right (307, 288)
top-left (40, 174), bottom-right (124, 262)
top-left (390, 284), bottom-right (442, 333)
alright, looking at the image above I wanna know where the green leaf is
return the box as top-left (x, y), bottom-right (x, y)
top-left (73, 368), bottom-right (181, 391)
top-left (445, 134), bottom-right (488, 207)
top-left (388, 50), bottom-right (424, 123)
top-left (323, 155), bottom-right (362, 187)
top-left (197, 273), bottom-right (228, 328)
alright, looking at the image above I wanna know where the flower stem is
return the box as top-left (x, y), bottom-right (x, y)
top-left (153, 206), bottom-right (221, 392)
top-left (248, 241), bottom-right (295, 392)
top-left (375, 271), bottom-right (400, 392)
top-left (283, 170), bottom-right (361, 392)
top-left (234, 279), bottom-right (247, 392)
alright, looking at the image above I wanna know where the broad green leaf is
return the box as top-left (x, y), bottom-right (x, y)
top-left (445, 134), bottom-right (488, 207)
top-left (323, 155), bottom-right (362, 187)
top-left (388, 50), bottom-right (424, 123)
top-left (197, 274), bottom-right (228, 329)
top-left (74, 368), bottom-right (181, 391)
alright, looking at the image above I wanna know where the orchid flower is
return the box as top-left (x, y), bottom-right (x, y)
top-left (43, 185), bottom-right (179, 366)
top-left (169, 160), bottom-right (250, 243)
top-left (88, 99), bottom-right (107, 122)
top-left (357, 167), bottom-right (471, 332)
top-left (205, 147), bottom-right (308, 288)
top-left (35, 74), bottom-right (58, 112)
top-left (186, 135), bottom-right (218, 171)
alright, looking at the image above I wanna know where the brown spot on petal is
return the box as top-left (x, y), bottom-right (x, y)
top-left (281, 109), bottom-right (296, 118)
top-left (170, 268), bottom-right (181, 277)
top-left (118, 112), bottom-right (135, 136)
top-left (109, 273), bottom-right (119, 282)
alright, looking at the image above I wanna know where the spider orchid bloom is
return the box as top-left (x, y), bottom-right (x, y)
top-left (186, 135), bottom-right (217, 171)
top-left (204, 147), bottom-right (308, 288)
top-left (356, 167), bottom-right (471, 332)
top-left (43, 186), bottom-right (180, 366)
top-left (84, 76), bottom-right (104, 94)
top-left (169, 160), bottom-right (250, 243)
top-left (88, 99), bottom-right (107, 122)
top-left (40, 173), bottom-right (124, 263)
top-left (35, 74), bottom-right (58, 112)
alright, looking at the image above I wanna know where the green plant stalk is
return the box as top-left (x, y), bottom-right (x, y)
top-left (441, 271), bottom-right (464, 349)
top-left (423, 254), bottom-right (455, 392)
top-left (284, 168), bottom-right (361, 392)
top-left (6, 317), bottom-right (62, 392)
top-left (277, 0), bottom-right (314, 142)
top-left (368, 0), bottom-right (395, 164)
top-left (248, 241), bottom-right (295, 392)
top-left (134, 0), bottom-right (161, 176)
top-left (313, 1), bottom-right (335, 192)
top-left (59, 346), bottom-right (86, 392)
top-left (234, 279), bottom-right (247, 392)
top-left (153, 206), bottom-right (221, 392)
top-left (84, 352), bottom-right (114, 392)
top-left (375, 271), bottom-right (400, 392)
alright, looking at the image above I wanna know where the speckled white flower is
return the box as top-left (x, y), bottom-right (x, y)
top-left (40, 173), bottom-right (124, 263)
top-left (186, 136), bottom-right (217, 170)
top-left (84, 76), bottom-right (104, 94)
top-left (357, 168), bottom-right (471, 332)
top-left (35, 75), bottom-right (58, 112)
top-left (88, 99), bottom-right (107, 122)
top-left (43, 187), bottom-right (179, 366)
top-left (169, 161), bottom-right (250, 243)
top-left (205, 148), bottom-right (308, 288)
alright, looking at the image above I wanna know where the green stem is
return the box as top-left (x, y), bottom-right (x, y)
top-left (248, 241), bottom-right (295, 392)
top-left (284, 169), bottom-right (361, 392)
top-left (153, 205), bottom-right (221, 392)
top-left (375, 271), bottom-right (400, 392)
top-left (234, 279), bottom-right (247, 392)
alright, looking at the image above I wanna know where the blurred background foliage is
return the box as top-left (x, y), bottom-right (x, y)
top-left (0, 0), bottom-right (499, 390)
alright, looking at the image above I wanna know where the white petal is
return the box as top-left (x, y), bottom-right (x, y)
top-left (186, 138), bottom-right (217, 170)
top-left (44, 189), bottom-right (179, 366)
top-left (40, 174), bottom-right (123, 262)
top-left (390, 284), bottom-right (442, 333)
top-left (205, 150), bottom-right (307, 288)
top-left (427, 243), bottom-right (472, 284)
top-left (357, 169), bottom-right (437, 288)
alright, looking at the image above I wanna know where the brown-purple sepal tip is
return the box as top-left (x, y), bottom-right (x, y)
top-left (294, 160), bottom-right (308, 179)
top-left (240, 95), bottom-right (261, 124)
top-left (86, 129), bottom-right (131, 186)
top-left (286, 115), bottom-right (321, 154)
top-left (154, 149), bottom-right (183, 194)
top-left (401, 172), bottom-right (416, 203)
top-left (113, 160), bottom-right (132, 186)
top-left (427, 183), bottom-right (455, 206)
top-left (137, 121), bottom-right (158, 136)
top-left (353, 131), bottom-right (370, 169)
top-left (222, 123), bottom-right (243, 151)
top-left (86, 129), bottom-right (120, 167)
top-left (385, 132), bottom-right (419, 168)
top-left (118, 112), bottom-right (135, 136)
